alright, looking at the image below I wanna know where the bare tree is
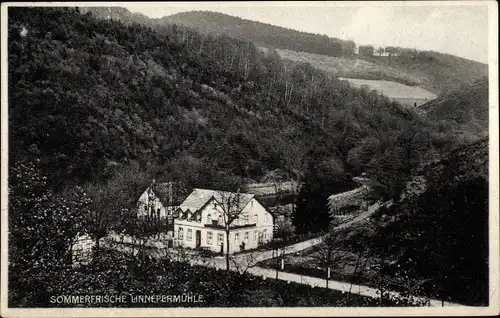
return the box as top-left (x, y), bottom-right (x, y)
top-left (317, 226), bottom-right (341, 288)
top-left (213, 189), bottom-right (248, 271)
top-left (83, 163), bottom-right (150, 259)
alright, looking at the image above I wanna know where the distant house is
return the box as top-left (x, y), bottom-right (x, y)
top-left (137, 180), bottom-right (188, 232)
top-left (173, 188), bottom-right (274, 254)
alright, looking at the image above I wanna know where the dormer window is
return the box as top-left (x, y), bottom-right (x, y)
top-left (207, 214), bottom-right (212, 224)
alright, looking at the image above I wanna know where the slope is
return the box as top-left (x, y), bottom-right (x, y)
top-left (161, 10), bottom-right (355, 57)
top-left (337, 138), bottom-right (489, 305)
top-left (9, 7), bottom-right (456, 196)
top-left (417, 77), bottom-right (489, 135)
top-left (79, 7), bottom-right (487, 96)
top-left (160, 10), bottom-right (487, 95)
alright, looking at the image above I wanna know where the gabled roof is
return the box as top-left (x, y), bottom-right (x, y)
top-left (179, 188), bottom-right (254, 214)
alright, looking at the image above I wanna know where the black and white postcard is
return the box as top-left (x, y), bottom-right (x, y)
top-left (1, 1), bottom-right (498, 317)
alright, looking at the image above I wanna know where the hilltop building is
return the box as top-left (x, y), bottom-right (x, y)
top-left (173, 188), bottom-right (274, 254)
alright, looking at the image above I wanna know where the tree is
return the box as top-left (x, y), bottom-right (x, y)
top-left (8, 161), bottom-right (90, 306)
top-left (359, 45), bottom-right (374, 57)
top-left (261, 168), bottom-right (291, 215)
top-left (293, 154), bottom-right (349, 234)
top-left (213, 188), bottom-right (247, 271)
top-left (83, 162), bottom-right (150, 259)
top-left (317, 226), bottom-right (341, 288)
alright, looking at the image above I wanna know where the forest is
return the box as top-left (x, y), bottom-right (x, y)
top-left (7, 7), bottom-right (489, 307)
top-left (8, 7), bottom-right (461, 191)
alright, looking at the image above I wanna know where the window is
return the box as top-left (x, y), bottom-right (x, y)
top-left (254, 214), bottom-right (258, 223)
top-left (218, 215), bottom-right (224, 225)
top-left (244, 232), bottom-right (249, 243)
top-left (253, 231), bottom-right (258, 243)
top-left (264, 213), bottom-right (268, 224)
top-left (207, 214), bottom-right (212, 224)
top-left (243, 214), bottom-right (249, 224)
top-left (187, 229), bottom-right (192, 241)
top-left (207, 232), bottom-right (213, 245)
top-left (234, 233), bottom-right (239, 244)
top-left (235, 218), bottom-right (239, 226)
top-left (178, 227), bottom-right (184, 240)
top-left (217, 233), bottom-right (224, 245)
top-left (157, 208), bottom-right (161, 218)
top-left (263, 229), bottom-right (267, 241)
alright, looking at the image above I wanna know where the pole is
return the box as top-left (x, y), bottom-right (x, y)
top-left (281, 258), bottom-right (284, 270)
top-left (327, 266), bottom-right (330, 288)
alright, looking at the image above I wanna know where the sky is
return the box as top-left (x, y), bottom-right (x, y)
top-left (123, 2), bottom-right (490, 64)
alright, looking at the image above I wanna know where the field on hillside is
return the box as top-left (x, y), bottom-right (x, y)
top-left (275, 48), bottom-right (423, 88)
top-left (339, 78), bottom-right (437, 106)
top-left (275, 48), bottom-right (487, 95)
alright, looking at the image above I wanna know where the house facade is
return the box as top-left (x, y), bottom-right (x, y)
top-left (137, 181), bottom-right (188, 233)
top-left (173, 188), bottom-right (274, 254)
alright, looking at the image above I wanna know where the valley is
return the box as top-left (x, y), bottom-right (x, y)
top-left (5, 5), bottom-right (492, 310)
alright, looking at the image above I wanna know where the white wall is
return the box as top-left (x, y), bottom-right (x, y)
top-left (137, 188), bottom-right (168, 218)
top-left (173, 197), bottom-right (274, 254)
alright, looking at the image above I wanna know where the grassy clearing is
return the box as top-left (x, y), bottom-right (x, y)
top-left (338, 78), bottom-right (437, 100)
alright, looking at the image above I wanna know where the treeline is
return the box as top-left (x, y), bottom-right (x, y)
top-left (80, 8), bottom-right (356, 58)
top-left (80, 7), bottom-right (488, 96)
top-left (162, 10), bottom-right (356, 58)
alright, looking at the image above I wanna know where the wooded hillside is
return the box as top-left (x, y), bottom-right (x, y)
top-left (9, 7), bottom-right (456, 196)
top-left (80, 7), bottom-right (487, 96)
top-left (418, 77), bottom-right (489, 136)
top-left (336, 138), bottom-right (489, 305)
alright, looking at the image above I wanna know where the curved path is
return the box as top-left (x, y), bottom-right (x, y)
top-left (105, 201), bottom-right (466, 307)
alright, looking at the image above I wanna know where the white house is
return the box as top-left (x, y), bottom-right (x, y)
top-left (173, 188), bottom-right (275, 254)
top-left (136, 181), bottom-right (188, 233)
